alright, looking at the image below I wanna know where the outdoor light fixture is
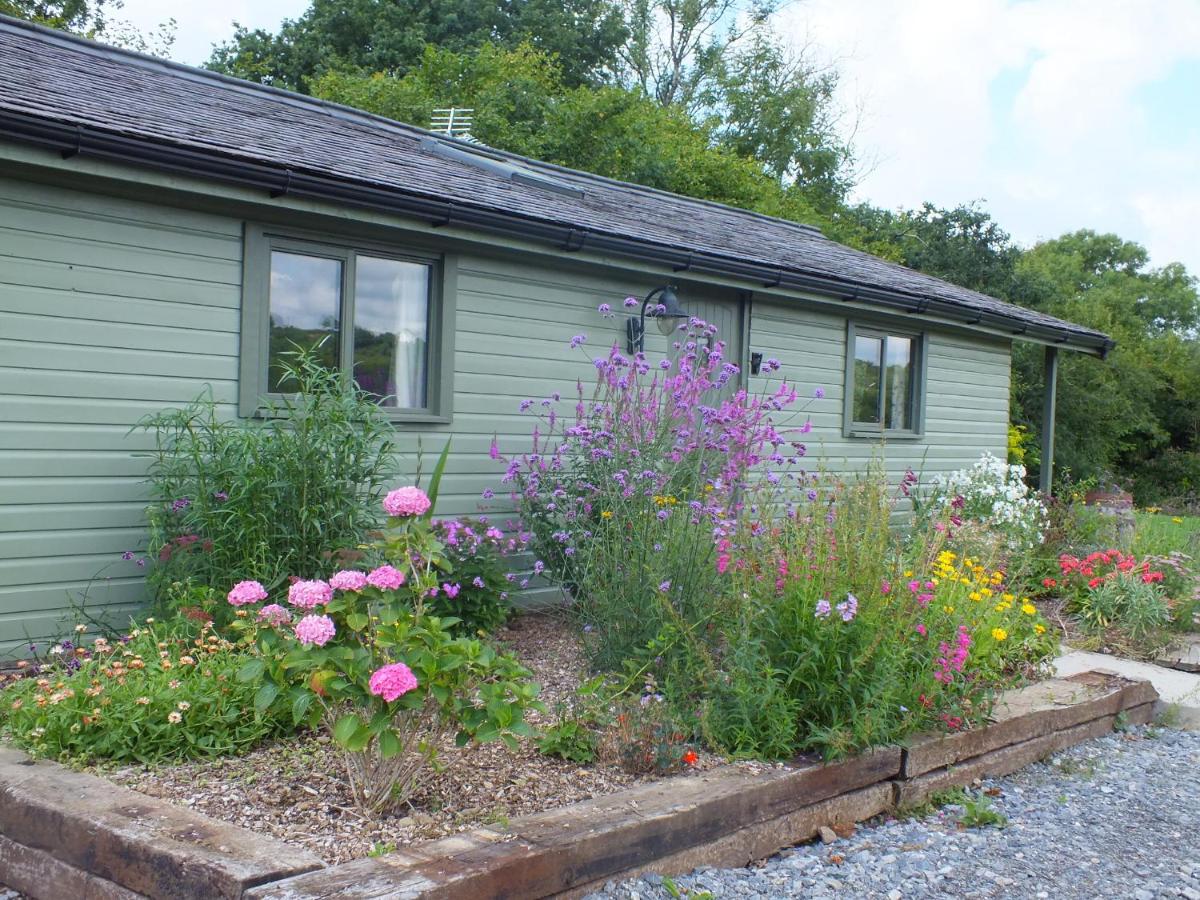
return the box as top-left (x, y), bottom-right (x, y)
top-left (626, 284), bottom-right (689, 354)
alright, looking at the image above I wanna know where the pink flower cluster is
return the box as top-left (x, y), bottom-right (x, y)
top-left (933, 625), bottom-right (972, 684)
top-left (368, 662), bottom-right (419, 701)
top-left (257, 603), bottom-right (292, 626)
top-left (907, 579), bottom-right (934, 606)
top-left (330, 570), bottom-right (368, 592)
top-left (383, 486), bottom-right (431, 518)
top-left (366, 565), bottom-right (406, 590)
top-left (294, 614), bottom-right (336, 647)
top-left (288, 579), bottom-right (333, 609)
top-left (227, 580), bottom-right (268, 606)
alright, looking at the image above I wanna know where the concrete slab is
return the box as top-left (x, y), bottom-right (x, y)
top-left (1055, 647), bottom-right (1200, 728)
top-left (1157, 633), bottom-right (1200, 673)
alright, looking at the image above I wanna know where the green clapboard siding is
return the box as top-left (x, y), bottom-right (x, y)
top-left (0, 176), bottom-right (243, 654)
top-left (0, 173), bottom-right (1012, 656)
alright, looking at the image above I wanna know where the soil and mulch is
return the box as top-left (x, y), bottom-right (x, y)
top-left (89, 613), bottom-right (749, 865)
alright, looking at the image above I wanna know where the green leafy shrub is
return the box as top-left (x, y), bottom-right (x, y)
top-left (228, 489), bottom-right (540, 814)
top-left (140, 344), bottom-right (397, 617)
top-left (0, 621), bottom-right (289, 764)
top-left (1072, 571), bottom-right (1171, 649)
top-left (535, 719), bottom-right (598, 763)
top-left (422, 518), bottom-right (517, 634)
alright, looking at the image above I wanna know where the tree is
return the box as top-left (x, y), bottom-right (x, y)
top-left (1, 0), bottom-right (175, 53)
top-left (709, 24), bottom-right (851, 208)
top-left (312, 43), bottom-right (826, 223)
top-left (1008, 231), bottom-right (1200, 496)
top-left (207, 0), bottom-right (627, 91)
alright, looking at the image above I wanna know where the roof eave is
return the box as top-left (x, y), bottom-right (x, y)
top-left (0, 110), bottom-right (1113, 357)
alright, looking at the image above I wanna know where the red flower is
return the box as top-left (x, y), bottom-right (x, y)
top-left (1088, 577), bottom-right (1103, 589)
top-left (682, 750), bottom-right (699, 766)
top-left (1042, 578), bottom-right (1057, 588)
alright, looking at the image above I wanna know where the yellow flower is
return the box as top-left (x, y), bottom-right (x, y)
top-left (991, 628), bottom-right (1008, 642)
top-left (1001, 592), bottom-right (1015, 602)
top-left (703, 484), bottom-right (714, 493)
top-left (969, 592), bottom-right (982, 602)
top-left (904, 570), bottom-right (914, 578)
top-left (1022, 603), bottom-right (1037, 616)
top-left (600, 510), bottom-right (613, 519)
top-left (980, 587), bottom-right (993, 598)
top-left (1035, 624), bottom-right (1047, 634)
top-left (1172, 517), bottom-right (1184, 524)
top-left (943, 605), bottom-right (955, 614)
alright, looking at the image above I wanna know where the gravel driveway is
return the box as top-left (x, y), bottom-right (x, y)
top-left (586, 726), bottom-right (1200, 900)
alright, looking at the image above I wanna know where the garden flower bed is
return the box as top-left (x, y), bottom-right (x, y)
top-left (85, 614), bottom-right (731, 865)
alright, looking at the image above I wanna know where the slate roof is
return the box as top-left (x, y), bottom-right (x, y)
top-left (0, 16), bottom-right (1111, 353)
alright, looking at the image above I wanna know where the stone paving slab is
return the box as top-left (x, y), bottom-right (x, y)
top-left (1055, 647), bottom-right (1200, 728)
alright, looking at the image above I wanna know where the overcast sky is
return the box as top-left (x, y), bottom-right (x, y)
top-left (120, 0), bottom-right (1200, 275)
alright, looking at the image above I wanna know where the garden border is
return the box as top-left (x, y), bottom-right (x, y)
top-left (0, 671), bottom-right (1158, 900)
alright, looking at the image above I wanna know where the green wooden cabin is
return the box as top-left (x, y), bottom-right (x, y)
top-left (0, 17), bottom-right (1111, 655)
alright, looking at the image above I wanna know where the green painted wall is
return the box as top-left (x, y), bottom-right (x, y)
top-left (0, 166), bottom-right (1008, 656)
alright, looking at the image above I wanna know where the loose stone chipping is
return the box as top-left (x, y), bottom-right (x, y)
top-left (586, 727), bottom-right (1200, 900)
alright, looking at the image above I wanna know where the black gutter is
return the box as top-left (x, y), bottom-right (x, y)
top-left (1, 111), bottom-right (1115, 358)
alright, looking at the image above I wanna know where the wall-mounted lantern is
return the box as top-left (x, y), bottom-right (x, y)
top-left (625, 285), bottom-right (689, 354)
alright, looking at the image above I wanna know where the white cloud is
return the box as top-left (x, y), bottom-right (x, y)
top-left (779, 0), bottom-right (1200, 274)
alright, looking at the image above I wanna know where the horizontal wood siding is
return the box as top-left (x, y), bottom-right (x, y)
top-left (0, 177), bottom-right (243, 654)
top-left (746, 299), bottom-right (1010, 486)
top-left (0, 175), bottom-right (1012, 655)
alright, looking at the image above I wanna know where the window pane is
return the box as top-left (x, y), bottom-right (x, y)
top-left (353, 256), bottom-right (431, 408)
top-left (268, 251), bottom-right (341, 392)
top-left (884, 336), bottom-right (913, 430)
top-left (852, 335), bottom-right (882, 424)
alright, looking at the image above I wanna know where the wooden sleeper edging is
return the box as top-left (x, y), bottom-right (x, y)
top-left (0, 672), bottom-right (1160, 900)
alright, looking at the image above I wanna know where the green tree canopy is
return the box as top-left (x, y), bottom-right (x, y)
top-left (206, 0), bottom-right (627, 91)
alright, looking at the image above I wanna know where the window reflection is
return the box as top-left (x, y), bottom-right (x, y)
top-left (353, 256), bottom-right (431, 409)
top-left (853, 334), bottom-right (882, 424)
top-left (268, 251), bottom-right (341, 392)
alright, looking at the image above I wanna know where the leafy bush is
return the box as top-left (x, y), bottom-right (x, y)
top-left (921, 452), bottom-right (1047, 551)
top-left (0, 621), bottom-right (289, 763)
top-left (492, 322), bottom-right (1056, 763)
top-left (496, 317), bottom-right (806, 671)
top-left (140, 345), bottom-right (397, 615)
top-left (703, 473), bottom-right (1055, 758)
top-left (228, 488), bottom-right (540, 814)
top-left (1051, 550), bottom-right (1177, 651)
top-left (1071, 572), bottom-right (1171, 648)
top-left (423, 518), bottom-right (519, 634)
top-left (604, 679), bottom-right (699, 775)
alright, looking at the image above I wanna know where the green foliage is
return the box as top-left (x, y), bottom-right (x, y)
top-left (0, 621), bottom-right (290, 764)
top-left (1071, 571), bottom-right (1172, 651)
top-left (535, 719), bottom-right (598, 763)
top-left (206, 0), bottom-right (627, 90)
top-left (957, 791), bottom-right (1008, 829)
top-left (2, 0), bottom-right (175, 53)
top-left (232, 509), bottom-right (540, 814)
top-left (140, 344), bottom-right (397, 613)
top-left (1010, 231), bottom-right (1200, 497)
top-left (424, 518), bottom-right (515, 634)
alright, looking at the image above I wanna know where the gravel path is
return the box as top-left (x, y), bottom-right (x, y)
top-left (587, 726), bottom-right (1200, 900)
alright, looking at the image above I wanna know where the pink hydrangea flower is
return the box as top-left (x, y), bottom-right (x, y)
top-left (383, 486), bottom-right (431, 518)
top-left (288, 579), bottom-right (333, 609)
top-left (367, 565), bottom-right (406, 591)
top-left (368, 662), bottom-right (419, 701)
top-left (294, 614), bottom-right (336, 647)
top-left (329, 570), bottom-right (368, 592)
top-left (257, 604), bottom-right (292, 626)
top-left (227, 580), bottom-right (268, 606)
